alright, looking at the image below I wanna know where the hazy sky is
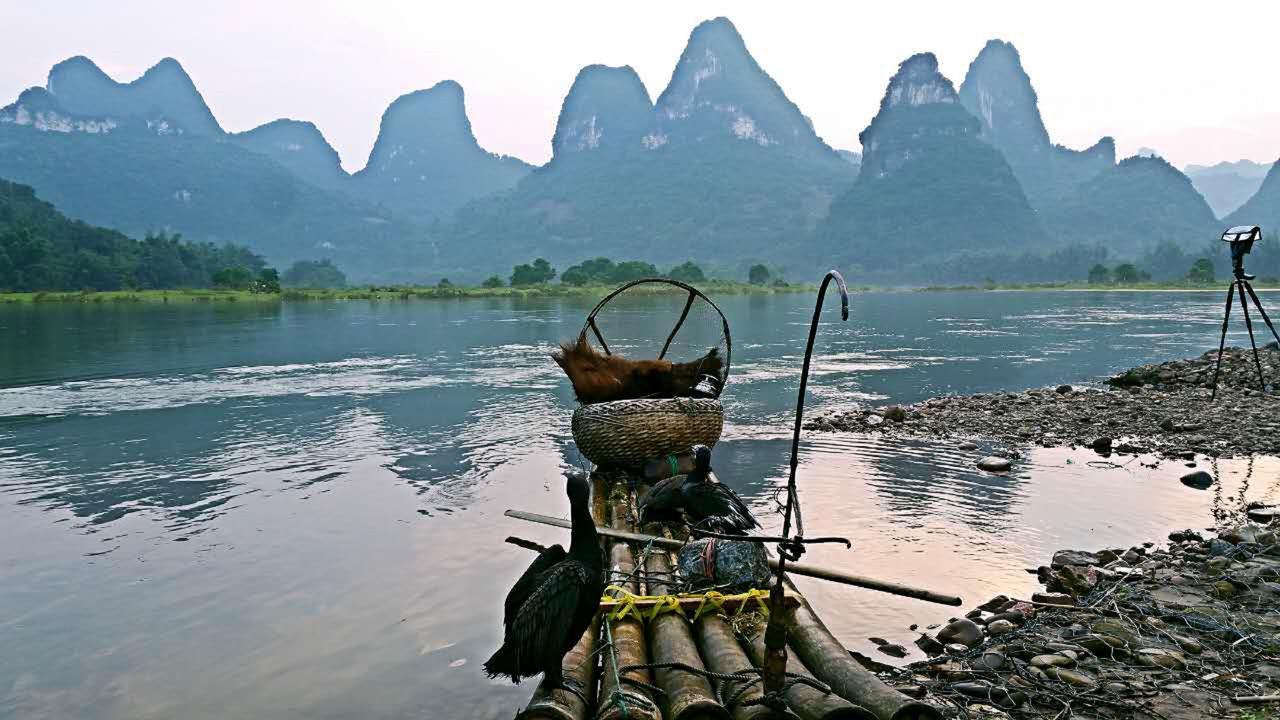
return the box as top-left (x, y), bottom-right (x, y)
top-left (3, 1), bottom-right (1277, 172)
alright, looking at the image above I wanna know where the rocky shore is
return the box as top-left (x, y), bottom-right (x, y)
top-left (808, 345), bottom-right (1280, 459)
top-left (870, 521), bottom-right (1280, 719)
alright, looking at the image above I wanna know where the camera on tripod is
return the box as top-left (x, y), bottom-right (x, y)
top-left (1222, 225), bottom-right (1262, 280)
top-left (1210, 223), bottom-right (1279, 399)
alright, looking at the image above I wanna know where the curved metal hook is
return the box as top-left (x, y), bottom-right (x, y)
top-left (782, 270), bottom-right (849, 544)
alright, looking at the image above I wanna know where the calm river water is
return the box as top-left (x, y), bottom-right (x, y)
top-left (1, 290), bottom-right (1276, 719)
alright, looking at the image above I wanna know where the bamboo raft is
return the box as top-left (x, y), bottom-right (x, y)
top-left (509, 468), bottom-right (942, 720)
top-left (512, 275), bottom-right (949, 720)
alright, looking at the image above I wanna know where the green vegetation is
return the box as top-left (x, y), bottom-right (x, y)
top-left (0, 179), bottom-right (274, 292)
top-left (509, 258), bottom-right (556, 286)
top-left (0, 279), bottom-right (810, 304)
top-left (282, 259), bottom-right (347, 289)
top-left (1187, 257), bottom-right (1216, 284)
top-left (748, 264), bottom-right (771, 285)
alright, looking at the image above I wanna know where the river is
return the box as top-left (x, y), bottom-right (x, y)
top-left (1, 290), bottom-right (1276, 719)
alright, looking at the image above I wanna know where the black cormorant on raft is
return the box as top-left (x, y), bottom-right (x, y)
top-left (638, 444), bottom-right (759, 534)
top-left (485, 471), bottom-right (604, 690)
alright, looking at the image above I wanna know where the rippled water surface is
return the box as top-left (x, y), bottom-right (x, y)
top-left (2, 291), bottom-right (1277, 719)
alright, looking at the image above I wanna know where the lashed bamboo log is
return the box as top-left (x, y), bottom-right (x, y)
top-left (744, 631), bottom-right (873, 720)
top-left (784, 596), bottom-right (939, 720)
top-left (643, 543), bottom-right (730, 720)
top-left (596, 492), bottom-right (661, 720)
top-left (693, 616), bottom-right (772, 720)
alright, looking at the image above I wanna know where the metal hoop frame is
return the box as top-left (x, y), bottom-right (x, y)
top-left (577, 277), bottom-right (734, 387)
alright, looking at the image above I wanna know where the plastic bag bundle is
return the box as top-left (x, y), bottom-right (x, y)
top-left (677, 537), bottom-right (770, 593)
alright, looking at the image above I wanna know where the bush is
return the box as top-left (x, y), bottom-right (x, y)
top-left (510, 258), bottom-right (556, 286)
top-left (1113, 263), bottom-right (1149, 284)
top-left (212, 266), bottom-right (254, 289)
top-left (1187, 258), bottom-right (1215, 284)
top-left (282, 259), bottom-right (347, 289)
top-left (252, 268), bottom-right (281, 293)
top-left (667, 261), bottom-right (706, 283)
top-left (748, 264), bottom-right (771, 285)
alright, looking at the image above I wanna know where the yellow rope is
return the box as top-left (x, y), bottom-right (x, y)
top-left (601, 586), bottom-right (774, 623)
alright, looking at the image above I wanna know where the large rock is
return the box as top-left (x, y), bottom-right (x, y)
top-left (1051, 550), bottom-right (1100, 568)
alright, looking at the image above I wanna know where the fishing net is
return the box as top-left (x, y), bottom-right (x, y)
top-left (677, 537), bottom-right (772, 593)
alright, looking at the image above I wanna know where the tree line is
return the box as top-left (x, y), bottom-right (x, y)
top-left (483, 257), bottom-right (781, 288)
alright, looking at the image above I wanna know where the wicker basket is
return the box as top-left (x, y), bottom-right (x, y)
top-left (572, 397), bottom-right (724, 469)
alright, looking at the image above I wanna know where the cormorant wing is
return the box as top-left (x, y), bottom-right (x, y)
top-left (504, 544), bottom-right (567, 629)
top-left (507, 560), bottom-right (595, 677)
top-left (682, 480), bottom-right (760, 532)
top-left (638, 474), bottom-right (687, 523)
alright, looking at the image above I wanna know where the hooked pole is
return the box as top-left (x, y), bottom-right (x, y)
top-left (763, 270), bottom-right (850, 696)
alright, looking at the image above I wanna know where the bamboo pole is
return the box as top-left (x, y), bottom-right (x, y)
top-left (504, 510), bottom-right (961, 606)
top-left (643, 539), bottom-right (730, 720)
top-left (597, 491), bottom-right (661, 720)
top-left (693, 616), bottom-right (773, 720)
top-left (783, 594), bottom-right (939, 720)
top-left (743, 630), bottom-right (873, 720)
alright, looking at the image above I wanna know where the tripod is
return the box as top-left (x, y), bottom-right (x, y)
top-left (1210, 250), bottom-right (1280, 400)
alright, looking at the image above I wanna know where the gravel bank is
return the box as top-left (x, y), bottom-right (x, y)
top-left (876, 521), bottom-right (1280, 718)
top-left (808, 345), bottom-right (1280, 459)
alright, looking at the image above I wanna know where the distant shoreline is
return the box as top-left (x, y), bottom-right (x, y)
top-left (5, 281), bottom-right (1279, 304)
top-left (0, 282), bottom-right (816, 304)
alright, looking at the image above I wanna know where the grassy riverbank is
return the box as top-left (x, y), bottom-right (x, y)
top-left (919, 279), bottom-right (1280, 292)
top-left (0, 281), bottom-right (816, 304)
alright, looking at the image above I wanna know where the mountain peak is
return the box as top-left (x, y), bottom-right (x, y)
top-left (45, 55), bottom-right (222, 136)
top-left (362, 81), bottom-right (477, 171)
top-left (859, 52), bottom-right (978, 177)
top-left (958, 39), bottom-right (1048, 149)
top-left (878, 53), bottom-right (958, 113)
top-left (233, 119), bottom-right (346, 189)
top-left (352, 80), bottom-right (531, 223)
top-left (552, 64), bottom-right (652, 158)
top-left (653, 16), bottom-right (832, 156)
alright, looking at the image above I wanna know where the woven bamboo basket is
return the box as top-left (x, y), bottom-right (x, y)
top-left (572, 397), bottom-right (724, 468)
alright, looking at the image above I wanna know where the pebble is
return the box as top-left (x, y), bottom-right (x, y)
top-left (1030, 654), bottom-right (1073, 668)
top-left (1179, 470), bottom-right (1214, 489)
top-left (971, 651), bottom-right (1007, 671)
top-left (877, 643), bottom-right (908, 658)
top-left (937, 618), bottom-right (984, 647)
top-left (976, 456), bottom-right (1011, 472)
top-left (986, 619), bottom-right (1016, 636)
top-left (1136, 648), bottom-right (1187, 670)
top-left (1043, 667), bottom-right (1095, 687)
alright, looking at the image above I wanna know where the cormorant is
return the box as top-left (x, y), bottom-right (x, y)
top-left (484, 471), bottom-right (603, 689)
top-left (638, 445), bottom-right (759, 534)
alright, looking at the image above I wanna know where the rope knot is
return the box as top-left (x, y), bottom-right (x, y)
top-left (778, 537), bottom-right (806, 562)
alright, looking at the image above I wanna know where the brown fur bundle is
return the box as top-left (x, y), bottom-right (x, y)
top-left (551, 336), bottom-right (722, 404)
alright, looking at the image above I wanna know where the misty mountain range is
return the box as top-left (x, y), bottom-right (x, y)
top-left (1, 17), bottom-right (1275, 283)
